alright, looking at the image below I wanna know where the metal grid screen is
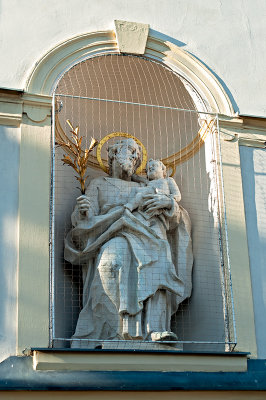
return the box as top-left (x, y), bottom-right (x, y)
top-left (50, 54), bottom-right (236, 351)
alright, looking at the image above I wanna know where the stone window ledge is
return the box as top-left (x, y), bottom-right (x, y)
top-left (32, 349), bottom-right (248, 372)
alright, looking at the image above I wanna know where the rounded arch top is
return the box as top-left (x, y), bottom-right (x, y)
top-left (26, 29), bottom-right (235, 116)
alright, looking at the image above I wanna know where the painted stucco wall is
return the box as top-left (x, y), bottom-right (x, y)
top-left (0, 0), bottom-right (266, 117)
top-left (240, 146), bottom-right (266, 359)
top-left (0, 0), bottom-right (265, 365)
top-left (0, 125), bottom-right (20, 361)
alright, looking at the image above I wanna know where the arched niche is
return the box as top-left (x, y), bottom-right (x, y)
top-left (16, 25), bottom-right (256, 356)
top-left (49, 47), bottom-right (233, 350)
top-left (26, 30), bottom-right (234, 116)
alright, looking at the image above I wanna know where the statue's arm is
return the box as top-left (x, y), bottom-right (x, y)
top-left (161, 178), bottom-right (181, 219)
top-left (71, 178), bottom-right (100, 226)
top-left (124, 187), bottom-right (139, 211)
top-left (141, 178), bottom-right (181, 218)
top-left (167, 177), bottom-right (181, 203)
top-left (162, 197), bottom-right (180, 218)
top-left (125, 186), bottom-right (148, 211)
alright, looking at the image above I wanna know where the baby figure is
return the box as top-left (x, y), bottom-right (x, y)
top-left (126, 159), bottom-right (181, 219)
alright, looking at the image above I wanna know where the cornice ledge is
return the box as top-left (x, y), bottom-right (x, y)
top-left (23, 92), bottom-right (52, 108)
top-left (238, 137), bottom-right (266, 148)
top-left (219, 114), bottom-right (266, 132)
top-left (0, 112), bottom-right (22, 127)
top-left (0, 95), bottom-right (23, 126)
top-left (0, 91), bottom-right (52, 125)
top-left (219, 115), bottom-right (266, 147)
top-left (218, 115), bottom-right (244, 128)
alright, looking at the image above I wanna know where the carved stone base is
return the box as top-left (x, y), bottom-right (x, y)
top-left (71, 339), bottom-right (183, 351)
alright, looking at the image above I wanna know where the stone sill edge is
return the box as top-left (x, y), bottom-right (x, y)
top-left (32, 349), bottom-right (249, 373)
top-left (32, 347), bottom-right (248, 356)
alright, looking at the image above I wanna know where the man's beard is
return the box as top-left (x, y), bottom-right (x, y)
top-left (116, 155), bottom-right (135, 176)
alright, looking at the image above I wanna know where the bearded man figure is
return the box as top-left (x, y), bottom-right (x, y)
top-left (64, 138), bottom-right (193, 347)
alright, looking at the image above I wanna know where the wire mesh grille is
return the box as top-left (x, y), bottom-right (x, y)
top-left (51, 54), bottom-right (236, 351)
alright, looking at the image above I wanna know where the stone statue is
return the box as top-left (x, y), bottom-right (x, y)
top-left (125, 158), bottom-right (182, 220)
top-left (65, 138), bottom-right (193, 346)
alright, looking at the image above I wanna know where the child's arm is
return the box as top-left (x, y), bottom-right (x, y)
top-left (167, 177), bottom-right (181, 202)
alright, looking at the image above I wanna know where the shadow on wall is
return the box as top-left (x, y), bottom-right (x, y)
top-left (240, 146), bottom-right (266, 358)
top-left (0, 126), bottom-right (20, 361)
top-left (151, 28), bottom-right (239, 114)
top-left (172, 144), bottom-right (226, 352)
top-left (187, 52), bottom-right (239, 114)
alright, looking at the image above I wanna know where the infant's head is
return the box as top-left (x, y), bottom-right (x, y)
top-left (146, 159), bottom-right (167, 180)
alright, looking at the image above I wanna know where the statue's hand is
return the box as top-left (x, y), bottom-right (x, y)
top-left (142, 194), bottom-right (172, 214)
top-left (77, 195), bottom-right (91, 215)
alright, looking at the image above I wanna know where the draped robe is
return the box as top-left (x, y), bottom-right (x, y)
top-left (65, 176), bottom-right (193, 343)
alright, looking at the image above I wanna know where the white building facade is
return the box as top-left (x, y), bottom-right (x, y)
top-left (0, 1), bottom-right (266, 397)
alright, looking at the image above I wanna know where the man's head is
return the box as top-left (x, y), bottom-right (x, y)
top-left (146, 159), bottom-right (167, 180)
top-left (108, 138), bottom-right (142, 177)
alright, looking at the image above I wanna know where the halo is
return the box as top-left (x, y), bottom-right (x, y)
top-left (162, 118), bottom-right (216, 176)
top-left (96, 132), bottom-right (148, 174)
top-left (55, 113), bottom-right (216, 176)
